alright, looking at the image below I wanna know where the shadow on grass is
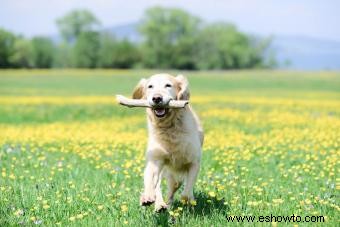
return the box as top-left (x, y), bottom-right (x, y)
top-left (153, 191), bottom-right (230, 226)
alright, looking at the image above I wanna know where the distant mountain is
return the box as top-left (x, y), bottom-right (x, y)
top-left (271, 35), bottom-right (340, 70)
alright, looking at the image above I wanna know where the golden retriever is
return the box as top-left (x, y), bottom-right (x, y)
top-left (132, 73), bottom-right (204, 212)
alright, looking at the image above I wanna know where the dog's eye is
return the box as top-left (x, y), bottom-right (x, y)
top-left (148, 85), bottom-right (153, 89)
top-left (165, 84), bottom-right (172, 88)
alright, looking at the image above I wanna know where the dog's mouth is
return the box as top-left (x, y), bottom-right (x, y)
top-left (153, 108), bottom-right (168, 118)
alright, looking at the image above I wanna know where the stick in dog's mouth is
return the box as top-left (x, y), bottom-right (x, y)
top-left (116, 95), bottom-right (189, 109)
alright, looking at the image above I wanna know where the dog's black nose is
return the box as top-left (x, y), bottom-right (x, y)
top-left (152, 95), bottom-right (163, 104)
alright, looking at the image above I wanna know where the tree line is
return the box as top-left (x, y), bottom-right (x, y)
top-left (0, 7), bottom-right (276, 69)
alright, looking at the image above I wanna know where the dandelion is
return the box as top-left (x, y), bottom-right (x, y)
top-left (272, 199), bottom-right (284, 204)
top-left (121, 204), bottom-right (128, 213)
top-left (304, 199), bottom-right (312, 205)
top-left (14, 209), bottom-right (24, 216)
top-left (247, 201), bottom-right (260, 207)
top-left (69, 216), bottom-right (76, 221)
top-left (190, 200), bottom-right (197, 206)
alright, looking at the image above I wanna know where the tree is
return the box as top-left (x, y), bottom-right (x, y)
top-left (9, 37), bottom-right (34, 68)
top-left (54, 42), bottom-right (73, 68)
top-left (98, 34), bottom-right (140, 68)
top-left (0, 28), bottom-right (16, 68)
top-left (72, 31), bottom-right (100, 68)
top-left (139, 7), bottom-right (200, 69)
top-left (56, 9), bottom-right (101, 43)
top-left (196, 23), bottom-right (274, 69)
top-left (31, 36), bottom-right (55, 68)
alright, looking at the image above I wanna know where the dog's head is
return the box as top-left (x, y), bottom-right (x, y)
top-left (132, 73), bottom-right (190, 119)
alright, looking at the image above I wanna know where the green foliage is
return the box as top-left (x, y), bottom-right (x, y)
top-left (98, 34), bottom-right (140, 68)
top-left (54, 43), bottom-right (73, 68)
top-left (139, 7), bottom-right (201, 69)
top-left (56, 9), bottom-right (101, 43)
top-left (139, 7), bottom-right (275, 70)
top-left (196, 23), bottom-right (268, 69)
top-left (0, 28), bottom-right (16, 68)
top-left (0, 7), bottom-right (276, 69)
top-left (31, 37), bottom-right (55, 68)
top-left (9, 37), bottom-right (34, 68)
top-left (72, 31), bottom-right (100, 68)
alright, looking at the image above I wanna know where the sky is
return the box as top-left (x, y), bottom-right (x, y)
top-left (1, 0), bottom-right (339, 41)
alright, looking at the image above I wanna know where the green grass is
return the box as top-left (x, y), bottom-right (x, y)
top-left (0, 69), bottom-right (339, 226)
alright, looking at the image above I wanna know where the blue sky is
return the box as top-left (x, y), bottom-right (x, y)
top-left (1, 0), bottom-right (339, 41)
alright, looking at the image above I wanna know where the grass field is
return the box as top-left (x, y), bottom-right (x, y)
top-left (0, 70), bottom-right (339, 226)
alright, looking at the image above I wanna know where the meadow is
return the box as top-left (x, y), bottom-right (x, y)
top-left (0, 69), bottom-right (339, 226)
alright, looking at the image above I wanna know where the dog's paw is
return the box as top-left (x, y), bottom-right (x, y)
top-left (155, 202), bottom-right (168, 213)
top-left (140, 194), bottom-right (155, 206)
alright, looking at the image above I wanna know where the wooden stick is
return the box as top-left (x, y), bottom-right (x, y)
top-left (116, 95), bottom-right (188, 108)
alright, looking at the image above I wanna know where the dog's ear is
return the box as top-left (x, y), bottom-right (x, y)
top-left (132, 78), bottom-right (147, 99)
top-left (176, 74), bottom-right (190, 100)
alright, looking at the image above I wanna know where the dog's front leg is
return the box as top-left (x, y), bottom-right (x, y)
top-left (154, 169), bottom-right (167, 212)
top-left (140, 159), bottom-right (164, 208)
top-left (181, 161), bottom-right (200, 202)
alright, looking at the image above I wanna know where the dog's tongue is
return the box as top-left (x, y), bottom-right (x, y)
top-left (154, 108), bottom-right (165, 115)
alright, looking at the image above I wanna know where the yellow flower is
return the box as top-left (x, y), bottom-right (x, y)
top-left (272, 199), bottom-right (284, 204)
top-left (190, 200), bottom-right (197, 206)
top-left (69, 216), bottom-right (76, 221)
top-left (14, 209), bottom-right (24, 216)
top-left (121, 204), bottom-right (128, 213)
top-left (208, 191), bottom-right (216, 197)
